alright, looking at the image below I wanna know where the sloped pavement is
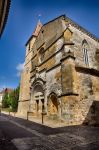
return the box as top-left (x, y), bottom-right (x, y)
top-left (0, 113), bottom-right (99, 150)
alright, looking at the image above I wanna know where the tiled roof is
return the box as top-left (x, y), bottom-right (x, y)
top-left (0, 88), bottom-right (13, 94)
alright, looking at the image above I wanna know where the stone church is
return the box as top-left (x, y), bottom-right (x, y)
top-left (18, 15), bottom-right (99, 126)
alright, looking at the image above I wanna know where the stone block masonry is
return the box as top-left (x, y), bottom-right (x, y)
top-left (18, 15), bottom-right (99, 126)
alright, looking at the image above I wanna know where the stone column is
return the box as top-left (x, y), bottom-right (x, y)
top-left (39, 99), bottom-right (42, 113)
top-left (44, 88), bottom-right (47, 114)
top-left (60, 50), bottom-right (77, 95)
top-left (58, 97), bottom-right (62, 118)
top-left (28, 91), bottom-right (32, 112)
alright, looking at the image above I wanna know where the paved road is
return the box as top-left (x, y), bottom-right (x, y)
top-left (0, 114), bottom-right (99, 150)
top-left (0, 115), bottom-right (36, 150)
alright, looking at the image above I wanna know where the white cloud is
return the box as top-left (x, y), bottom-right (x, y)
top-left (16, 62), bottom-right (25, 77)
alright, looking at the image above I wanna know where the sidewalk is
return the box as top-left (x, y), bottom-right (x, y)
top-left (1, 110), bottom-right (76, 128)
top-left (1, 113), bottom-right (99, 150)
top-left (1, 112), bottom-right (64, 135)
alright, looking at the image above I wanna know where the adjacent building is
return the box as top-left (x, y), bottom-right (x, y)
top-left (0, 88), bottom-right (13, 107)
top-left (0, 0), bottom-right (11, 37)
top-left (18, 15), bottom-right (99, 126)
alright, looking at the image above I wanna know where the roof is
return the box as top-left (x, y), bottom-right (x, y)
top-left (0, 88), bottom-right (13, 94)
top-left (43, 15), bottom-right (99, 42)
top-left (0, 0), bottom-right (11, 37)
top-left (64, 15), bottom-right (99, 42)
top-left (26, 14), bottom-right (99, 46)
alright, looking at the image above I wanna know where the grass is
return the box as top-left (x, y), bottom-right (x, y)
top-left (1, 107), bottom-right (17, 112)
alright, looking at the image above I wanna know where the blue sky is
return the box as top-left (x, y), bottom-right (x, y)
top-left (0, 0), bottom-right (99, 90)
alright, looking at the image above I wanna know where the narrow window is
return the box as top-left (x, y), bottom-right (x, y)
top-left (82, 40), bottom-right (89, 66)
top-left (28, 43), bottom-right (30, 51)
top-left (83, 47), bottom-right (89, 65)
top-left (39, 47), bottom-right (45, 63)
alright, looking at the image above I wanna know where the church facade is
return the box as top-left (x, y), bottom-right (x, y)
top-left (18, 15), bottom-right (99, 126)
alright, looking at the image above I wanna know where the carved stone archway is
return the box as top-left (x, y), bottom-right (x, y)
top-left (30, 78), bottom-right (45, 114)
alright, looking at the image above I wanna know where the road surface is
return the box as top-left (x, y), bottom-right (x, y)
top-left (0, 114), bottom-right (99, 150)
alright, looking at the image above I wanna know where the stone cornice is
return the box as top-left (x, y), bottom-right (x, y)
top-left (18, 99), bottom-right (30, 102)
top-left (60, 51), bottom-right (75, 62)
top-left (65, 16), bottom-right (99, 42)
top-left (75, 65), bottom-right (99, 77)
top-left (60, 92), bottom-right (79, 97)
top-left (26, 14), bottom-right (99, 47)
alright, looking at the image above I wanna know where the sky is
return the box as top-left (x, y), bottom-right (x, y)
top-left (0, 0), bottom-right (99, 90)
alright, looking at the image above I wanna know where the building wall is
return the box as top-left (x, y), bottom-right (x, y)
top-left (18, 16), bottom-right (99, 125)
top-left (18, 37), bottom-right (36, 116)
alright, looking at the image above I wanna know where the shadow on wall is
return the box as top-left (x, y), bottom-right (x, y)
top-left (83, 100), bottom-right (99, 126)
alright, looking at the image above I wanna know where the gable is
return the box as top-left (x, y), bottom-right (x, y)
top-left (33, 16), bottom-right (65, 51)
top-left (64, 28), bottom-right (73, 41)
top-left (31, 15), bottom-right (99, 52)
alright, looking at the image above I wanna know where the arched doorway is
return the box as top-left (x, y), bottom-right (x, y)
top-left (30, 83), bottom-right (45, 114)
top-left (34, 91), bottom-right (44, 113)
top-left (48, 93), bottom-right (58, 116)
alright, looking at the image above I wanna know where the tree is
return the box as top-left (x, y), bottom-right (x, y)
top-left (2, 85), bottom-right (20, 112)
top-left (10, 86), bottom-right (20, 111)
top-left (2, 93), bottom-right (9, 108)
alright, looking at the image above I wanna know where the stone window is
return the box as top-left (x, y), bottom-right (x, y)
top-left (26, 67), bottom-right (29, 73)
top-left (42, 30), bottom-right (44, 34)
top-left (26, 43), bottom-right (30, 53)
top-left (82, 40), bottom-right (89, 66)
top-left (28, 43), bottom-right (31, 51)
top-left (95, 49), bottom-right (99, 69)
top-left (32, 62), bottom-right (36, 70)
top-left (39, 47), bottom-right (45, 63)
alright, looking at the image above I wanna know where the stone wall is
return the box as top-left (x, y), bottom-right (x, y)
top-left (18, 15), bottom-right (99, 126)
top-left (18, 36), bottom-right (36, 116)
top-left (69, 25), bottom-right (99, 69)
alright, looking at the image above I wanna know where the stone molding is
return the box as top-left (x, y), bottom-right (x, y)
top-left (75, 65), bottom-right (99, 77)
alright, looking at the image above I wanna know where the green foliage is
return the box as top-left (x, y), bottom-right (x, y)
top-left (2, 85), bottom-right (20, 112)
top-left (2, 93), bottom-right (9, 108)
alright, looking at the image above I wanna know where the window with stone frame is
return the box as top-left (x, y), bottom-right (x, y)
top-left (26, 43), bottom-right (30, 54)
top-left (95, 48), bottom-right (99, 69)
top-left (82, 40), bottom-right (89, 66)
top-left (32, 61), bottom-right (36, 70)
top-left (39, 47), bottom-right (45, 63)
top-left (26, 67), bottom-right (29, 73)
top-left (28, 43), bottom-right (31, 51)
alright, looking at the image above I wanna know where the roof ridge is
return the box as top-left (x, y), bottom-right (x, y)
top-left (43, 15), bottom-right (65, 26)
top-left (65, 15), bottom-right (99, 42)
top-left (26, 14), bottom-right (99, 46)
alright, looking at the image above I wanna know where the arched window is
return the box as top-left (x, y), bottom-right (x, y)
top-left (82, 40), bottom-right (89, 66)
top-left (39, 47), bottom-right (45, 63)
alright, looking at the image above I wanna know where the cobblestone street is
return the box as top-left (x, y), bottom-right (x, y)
top-left (0, 114), bottom-right (99, 150)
